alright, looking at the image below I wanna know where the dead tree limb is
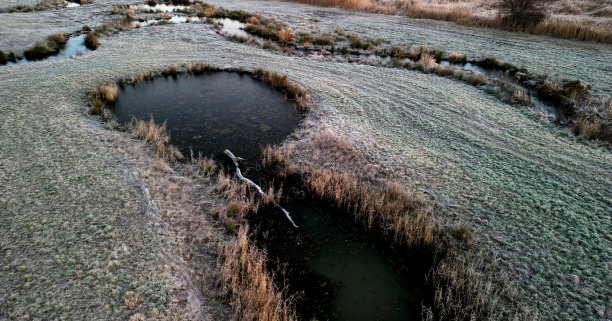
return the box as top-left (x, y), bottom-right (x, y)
top-left (224, 149), bottom-right (298, 228)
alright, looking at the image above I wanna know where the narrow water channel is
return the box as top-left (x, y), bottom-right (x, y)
top-left (5, 34), bottom-right (90, 66)
top-left (252, 202), bottom-right (423, 321)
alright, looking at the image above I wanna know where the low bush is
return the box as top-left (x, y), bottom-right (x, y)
top-left (47, 32), bottom-right (67, 50)
top-left (312, 36), bottom-right (333, 46)
top-left (349, 38), bottom-right (371, 50)
top-left (129, 117), bottom-right (183, 162)
top-left (0, 50), bottom-right (9, 65)
top-left (84, 32), bottom-right (100, 50)
top-left (447, 52), bottom-right (467, 64)
top-left (24, 43), bottom-right (55, 60)
top-left (279, 28), bottom-right (296, 44)
top-left (243, 24), bottom-right (279, 41)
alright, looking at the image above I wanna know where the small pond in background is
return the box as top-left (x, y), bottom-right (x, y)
top-left (6, 34), bottom-right (91, 66)
top-left (113, 72), bottom-right (299, 163)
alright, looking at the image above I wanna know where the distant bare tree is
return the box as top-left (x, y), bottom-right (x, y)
top-left (498, 0), bottom-right (549, 25)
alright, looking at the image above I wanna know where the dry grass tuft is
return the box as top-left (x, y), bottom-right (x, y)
top-left (129, 117), bottom-right (183, 162)
top-left (123, 291), bottom-right (139, 309)
top-left (249, 16), bottom-right (260, 25)
top-left (220, 226), bottom-right (296, 321)
top-left (418, 54), bottom-right (437, 69)
top-left (98, 83), bottom-right (117, 103)
top-left (205, 7), bottom-right (215, 18)
top-left (193, 154), bottom-right (216, 176)
top-left (448, 52), bottom-right (467, 64)
top-left (84, 32), bottom-right (100, 50)
top-left (125, 8), bottom-right (135, 20)
top-left (48, 32), bottom-right (67, 48)
top-left (128, 313), bottom-right (146, 321)
top-left (158, 12), bottom-right (173, 19)
top-left (279, 28), bottom-right (296, 44)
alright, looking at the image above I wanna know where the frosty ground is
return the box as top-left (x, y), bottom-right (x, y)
top-left (0, 0), bottom-right (610, 320)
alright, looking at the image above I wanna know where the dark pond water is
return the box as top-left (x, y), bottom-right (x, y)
top-left (6, 34), bottom-right (90, 66)
top-left (113, 72), bottom-right (299, 162)
top-left (254, 203), bottom-right (422, 321)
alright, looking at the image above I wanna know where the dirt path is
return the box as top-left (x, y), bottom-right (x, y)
top-left (0, 2), bottom-right (610, 320)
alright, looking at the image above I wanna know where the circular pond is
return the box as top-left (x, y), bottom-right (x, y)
top-left (113, 72), bottom-right (300, 162)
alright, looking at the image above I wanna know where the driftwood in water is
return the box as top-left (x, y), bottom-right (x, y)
top-left (224, 149), bottom-right (298, 228)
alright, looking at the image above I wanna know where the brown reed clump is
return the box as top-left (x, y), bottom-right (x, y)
top-left (98, 83), bottom-right (117, 103)
top-left (129, 117), bottom-right (183, 162)
top-left (220, 226), bottom-right (296, 321)
top-left (279, 28), bottom-right (296, 44)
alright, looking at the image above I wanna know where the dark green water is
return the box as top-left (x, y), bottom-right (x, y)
top-left (113, 72), bottom-right (299, 162)
top-left (257, 204), bottom-right (422, 321)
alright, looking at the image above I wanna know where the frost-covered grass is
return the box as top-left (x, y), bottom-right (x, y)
top-left (0, 2), bottom-right (610, 320)
top-left (204, 0), bottom-right (612, 96)
top-left (0, 82), bottom-right (181, 319)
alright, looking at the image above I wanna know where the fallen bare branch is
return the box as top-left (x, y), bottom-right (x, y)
top-left (224, 149), bottom-right (298, 228)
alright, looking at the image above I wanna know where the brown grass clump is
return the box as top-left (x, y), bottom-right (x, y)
top-left (205, 7), bottom-right (215, 18)
top-left (84, 32), bottom-right (100, 50)
top-left (262, 145), bottom-right (295, 177)
top-left (249, 16), bottom-right (260, 25)
top-left (418, 54), bottom-right (437, 68)
top-left (220, 226), bottom-right (296, 321)
top-left (279, 28), bottom-right (296, 44)
top-left (448, 52), bottom-right (467, 64)
top-left (128, 313), bottom-right (145, 321)
top-left (125, 8), bottom-right (135, 20)
top-left (123, 291), bottom-right (139, 309)
top-left (306, 168), bottom-right (430, 235)
top-left (191, 62), bottom-right (218, 74)
top-left (130, 117), bottom-right (183, 162)
top-left (98, 83), bottom-right (117, 103)
top-left (48, 32), bottom-right (67, 48)
top-left (294, 94), bottom-right (311, 112)
top-left (193, 153), bottom-right (216, 176)
top-left (158, 12), bottom-right (172, 19)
